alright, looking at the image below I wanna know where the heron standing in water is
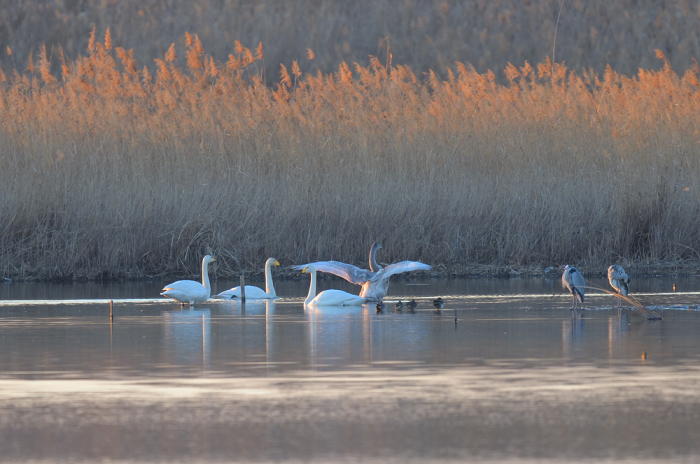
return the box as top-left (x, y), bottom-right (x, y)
top-left (562, 265), bottom-right (585, 310)
top-left (608, 265), bottom-right (630, 309)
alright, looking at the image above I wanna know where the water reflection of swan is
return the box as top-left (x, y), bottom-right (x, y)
top-left (215, 258), bottom-right (280, 300)
top-left (303, 265), bottom-right (366, 307)
top-left (161, 255), bottom-right (216, 306)
top-left (294, 242), bottom-right (431, 301)
top-left (608, 265), bottom-right (630, 309)
top-left (162, 307), bottom-right (211, 366)
top-left (562, 265), bottom-right (585, 310)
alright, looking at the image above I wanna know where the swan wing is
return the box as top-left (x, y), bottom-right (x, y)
top-left (161, 280), bottom-right (208, 303)
top-left (369, 261), bottom-right (431, 282)
top-left (293, 261), bottom-right (374, 285)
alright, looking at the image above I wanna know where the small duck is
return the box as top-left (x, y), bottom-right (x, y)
top-left (406, 299), bottom-right (417, 311)
top-left (395, 300), bottom-right (405, 312)
top-left (376, 301), bottom-right (386, 313)
top-left (432, 297), bottom-right (444, 311)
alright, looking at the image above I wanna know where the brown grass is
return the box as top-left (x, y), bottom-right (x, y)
top-left (3, 1), bottom-right (700, 84)
top-left (1, 30), bottom-right (700, 280)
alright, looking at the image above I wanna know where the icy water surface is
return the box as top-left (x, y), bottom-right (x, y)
top-left (1, 276), bottom-right (700, 463)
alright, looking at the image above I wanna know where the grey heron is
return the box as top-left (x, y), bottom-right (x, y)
top-left (608, 265), bottom-right (630, 309)
top-left (562, 265), bottom-right (585, 310)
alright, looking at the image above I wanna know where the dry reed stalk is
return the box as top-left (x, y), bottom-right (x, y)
top-left (0, 32), bottom-right (699, 280)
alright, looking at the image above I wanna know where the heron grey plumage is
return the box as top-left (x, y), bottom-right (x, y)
top-left (292, 242), bottom-right (431, 301)
top-left (562, 265), bottom-right (585, 310)
top-left (608, 265), bottom-right (630, 309)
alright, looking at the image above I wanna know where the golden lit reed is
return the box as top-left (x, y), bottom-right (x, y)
top-left (0, 32), bottom-right (699, 280)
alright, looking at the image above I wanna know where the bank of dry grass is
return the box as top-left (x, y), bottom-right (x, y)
top-left (1, 31), bottom-right (700, 280)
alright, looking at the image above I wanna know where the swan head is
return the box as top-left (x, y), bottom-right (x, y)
top-left (266, 258), bottom-right (280, 268)
top-left (302, 265), bottom-right (316, 274)
top-left (204, 255), bottom-right (216, 264)
top-left (372, 242), bottom-right (382, 252)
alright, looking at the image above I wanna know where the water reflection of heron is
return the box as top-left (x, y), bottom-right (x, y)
top-left (608, 313), bottom-right (630, 359)
top-left (162, 307), bottom-right (211, 368)
top-left (562, 312), bottom-right (585, 359)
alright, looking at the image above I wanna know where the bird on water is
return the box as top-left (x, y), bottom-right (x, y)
top-left (562, 265), bottom-right (585, 310)
top-left (293, 242), bottom-right (431, 301)
top-left (608, 265), bottom-right (630, 309)
top-left (161, 255), bottom-right (216, 306)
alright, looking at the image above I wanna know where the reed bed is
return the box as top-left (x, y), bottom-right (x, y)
top-left (3, 0), bottom-right (700, 85)
top-left (1, 30), bottom-right (700, 280)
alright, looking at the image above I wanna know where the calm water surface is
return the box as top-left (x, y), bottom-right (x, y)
top-left (1, 276), bottom-right (700, 463)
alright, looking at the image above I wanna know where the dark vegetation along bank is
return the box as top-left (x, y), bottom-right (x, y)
top-left (1, 1), bottom-right (700, 281)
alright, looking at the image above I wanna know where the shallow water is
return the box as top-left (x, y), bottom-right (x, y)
top-left (1, 276), bottom-right (700, 463)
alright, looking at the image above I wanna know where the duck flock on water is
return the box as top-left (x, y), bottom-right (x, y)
top-left (160, 242), bottom-right (662, 320)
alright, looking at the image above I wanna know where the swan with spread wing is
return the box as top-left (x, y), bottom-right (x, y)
top-left (293, 242), bottom-right (431, 301)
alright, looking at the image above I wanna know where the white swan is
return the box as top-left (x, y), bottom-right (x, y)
top-left (293, 242), bottom-right (431, 301)
top-left (215, 258), bottom-right (280, 299)
top-left (161, 255), bottom-right (216, 306)
top-left (302, 265), bottom-right (366, 306)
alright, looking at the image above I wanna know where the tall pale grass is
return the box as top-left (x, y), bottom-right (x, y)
top-left (3, 1), bottom-right (700, 85)
top-left (1, 32), bottom-right (699, 280)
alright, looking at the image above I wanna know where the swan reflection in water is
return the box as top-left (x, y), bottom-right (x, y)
top-left (162, 307), bottom-right (211, 367)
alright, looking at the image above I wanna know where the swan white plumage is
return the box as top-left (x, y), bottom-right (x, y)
top-left (293, 242), bottom-right (431, 301)
top-left (161, 255), bottom-right (216, 306)
top-left (608, 264), bottom-right (630, 309)
top-left (302, 265), bottom-right (366, 307)
top-left (562, 264), bottom-right (585, 310)
top-left (215, 258), bottom-right (280, 299)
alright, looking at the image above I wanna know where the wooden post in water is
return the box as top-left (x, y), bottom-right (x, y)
top-left (240, 272), bottom-right (246, 302)
top-left (110, 300), bottom-right (113, 320)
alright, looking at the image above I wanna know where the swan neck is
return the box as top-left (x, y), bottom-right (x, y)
top-left (305, 269), bottom-right (317, 305)
top-left (201, 260), bottom-right (211, 297)
top-left (369, 245), bottom-right (382, 272)
top-left (265, 262), bottom-right (276, 296)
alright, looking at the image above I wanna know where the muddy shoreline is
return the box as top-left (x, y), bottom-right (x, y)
top-left (4, 262), bottom-right (700, 284)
